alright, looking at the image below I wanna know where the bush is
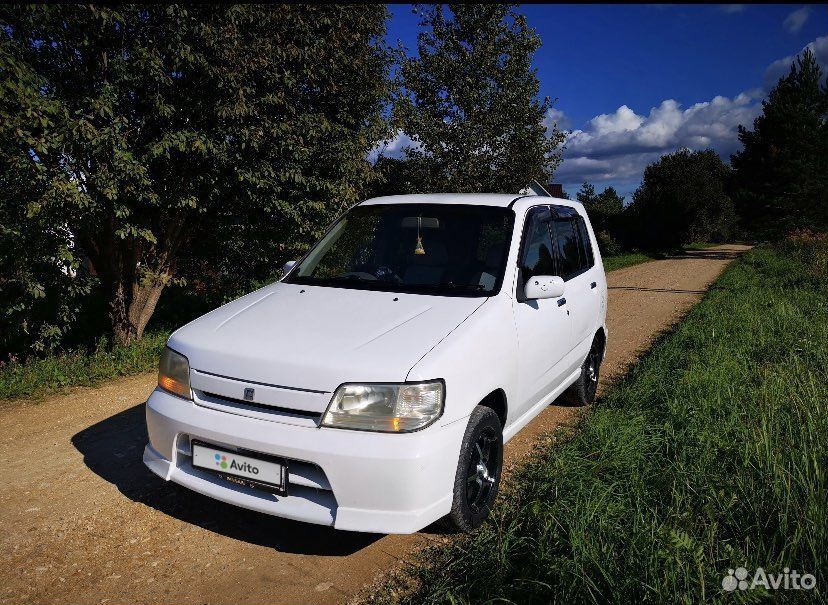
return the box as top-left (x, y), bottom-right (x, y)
top-left (0, 330), bottom-right (168, 402)
top-left (781, 228), bottom-right (827, 277)
top-left (0, 192), bottom-right (97, 361)
top-left (595, 229), bottom-right (622, 257)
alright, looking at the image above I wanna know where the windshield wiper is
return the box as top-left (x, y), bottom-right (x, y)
top-left (329, 273), bottom-right (372, 282)
top-left (416, 282), bottom-right (486, 291)
top-left (330, 274), bottom-right (362, 281)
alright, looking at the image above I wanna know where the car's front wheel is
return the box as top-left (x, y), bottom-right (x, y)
top-left (564, 334), bottom-right (603, 406)
top-left (446, 406), bottom-right (503, 532)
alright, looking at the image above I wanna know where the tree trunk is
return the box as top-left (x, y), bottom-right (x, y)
top-left (109, 281), bottom-right (134, 346)
top-left (109, 275), bottom-right (168, 346)
top-left (80, 211), bottom-right (186, 348)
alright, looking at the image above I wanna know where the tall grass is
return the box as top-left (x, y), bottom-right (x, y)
top-left (372, 237), bottom-right (827, 604)
top-left (0, 330), bottom-right (168, 403)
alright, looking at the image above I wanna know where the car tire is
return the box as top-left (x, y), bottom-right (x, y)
top-left (564, 334), bottom-right (602, 406)
top-left (446, 405), bottom-right (503, 533)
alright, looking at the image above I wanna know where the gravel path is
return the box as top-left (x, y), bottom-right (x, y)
top-left (0, 244), bottom-right (750, 605)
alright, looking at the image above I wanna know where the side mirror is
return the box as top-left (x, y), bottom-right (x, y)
top-left (524, 275), bottom-right (565, 300)
top-left (282, 260), bottom-right (297, 276)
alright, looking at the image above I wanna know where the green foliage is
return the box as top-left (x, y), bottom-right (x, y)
top-left (0, 5), bottom-right (393, 347)
top-left (0, 191), bottom-right (96, 360)
top-left (368, 238), bottom-right (827, 604)
top-left (575, 181), bottom-right (597, 205)
top-left (0, 330), bottom-right (167, 402)
top-left (388, 4), bottom-right (564, 193)
top-left (593, 230), bottom-right (621, 257)
top-left (731, 49), bottom-right (828, 238)
top-left (627, 149), bottom-right (735, 250)
top-left (593, 186), bottom-right (624, 223)
top-left (577, 182), bottom-right (625, 253)
top-left (0, 37), bottom-right (95, 358)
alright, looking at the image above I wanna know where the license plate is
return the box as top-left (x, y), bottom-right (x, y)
top-left (191, 441), bottom-right (287, 493)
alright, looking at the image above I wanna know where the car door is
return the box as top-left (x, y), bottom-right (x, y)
top-left (550, 211), bottom-right (600, 369)
top-left (512, 207), bottom-right (574, 416)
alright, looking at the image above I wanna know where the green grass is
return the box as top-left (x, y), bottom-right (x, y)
top-left (602, 251), bottom-right (659, 272)
top-left (369, 238), bottom-right (827, 604)
top-left (684, 241), bottom-right (718, 251)
top-left (0, 330), bottom-right (168, 403)
top-left (603, 243), bottom-right (721, 272)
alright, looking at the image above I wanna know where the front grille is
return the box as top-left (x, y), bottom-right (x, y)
top-left (194, 389), bottom-right (322, 423)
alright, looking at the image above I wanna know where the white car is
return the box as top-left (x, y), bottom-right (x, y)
top-left (144, 194), bottom-right (608, 533)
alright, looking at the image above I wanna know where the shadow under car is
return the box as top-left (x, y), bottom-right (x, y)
top-left (71, 402), bottom-right (382, 556)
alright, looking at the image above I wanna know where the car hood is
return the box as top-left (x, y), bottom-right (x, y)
top-left (168, 281), bottom-right (486, 395)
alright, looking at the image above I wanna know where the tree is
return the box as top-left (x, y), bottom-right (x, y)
top-left (576, 181), bottom-right (623, 233)
top-left (595, 187), bottom-right (624, 216)
top-left (1, 5), bottom-right (392, 347)
top-left (592, 186), bottom-right (624, 231)
top-left (627, 149), bottom-right (735, 250)
top-left (0, 44), bottom-right (94, 359)
top-left (731, 48), bottom-right (828, 237)
top-left (576, 182), bottom-right (597, 205)
top-left (391, 4), bottom-right (564, 193)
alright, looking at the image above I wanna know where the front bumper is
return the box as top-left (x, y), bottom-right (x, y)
top-left (143, 388), bottom-right (465, 533)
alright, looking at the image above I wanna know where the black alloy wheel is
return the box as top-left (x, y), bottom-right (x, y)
top-left (447, 406), bottom-right (503, 532)
top-left (465, 426), bottom-right (498, 514)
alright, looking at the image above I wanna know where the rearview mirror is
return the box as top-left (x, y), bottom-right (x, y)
top-left (282, 260), bottom-right (297, 276)
top-left (401, 216), bottom-right (440, 229)
top-left (524, 275), bottom-right (565, 300)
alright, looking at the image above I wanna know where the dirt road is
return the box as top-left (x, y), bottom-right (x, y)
top-left (0, 245), bottom-right (750, 605)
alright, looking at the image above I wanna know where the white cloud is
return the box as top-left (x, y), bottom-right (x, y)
top-left (368, 130), bottom-right (421, 162)
top-left (555, 36), bottom-right (827, 193)
top-left (719, 4), bottom-right (746, 14)
top-left (764, 35), bottom-right (827, 90)
top-left (561, 94), bottom-right (758, 161)
top-left (783, 7), bottom-right (811, 34)
top-left (588, 105), bottom-right (644, 135)
top-left (553, 94), bottom-right (761, 193)
top-left (543, 107), bottom-right (571, 132)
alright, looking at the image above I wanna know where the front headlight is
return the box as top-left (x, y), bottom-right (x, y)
top-left (158, 346), bottom-right (191, 400)
top-left (321, 381), bottom-right (444, 432)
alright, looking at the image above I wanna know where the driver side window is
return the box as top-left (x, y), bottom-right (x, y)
top-left (551, 219), bottom-right (581, 281)
top-left (519, 208), bottom-right (555, 284)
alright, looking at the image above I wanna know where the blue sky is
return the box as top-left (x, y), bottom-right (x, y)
top-left (383, 4), bottom-right (827, 199)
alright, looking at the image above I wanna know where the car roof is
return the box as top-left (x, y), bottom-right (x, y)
top-left (360, 193), bottom-right (582, 212)
top-left (361, 193), bottom-right (525, 208)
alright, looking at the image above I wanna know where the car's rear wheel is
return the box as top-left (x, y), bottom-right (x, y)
top-left (446, 406), bottom-right (503, 533)
top-left (564, 334), bottom-right (602, 406)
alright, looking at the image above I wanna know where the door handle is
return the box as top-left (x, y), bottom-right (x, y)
top-left (557, 298), bottom-right (566, 307)
top-left (590, 281), bottom-right (597, 289)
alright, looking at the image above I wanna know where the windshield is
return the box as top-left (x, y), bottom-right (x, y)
top-left (286, 204), bottom-right (514, 297)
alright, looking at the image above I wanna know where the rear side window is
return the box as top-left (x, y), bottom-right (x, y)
top-left (574, 217), bottom-right (594, 269)
top-left (519, 208), bottom-right (555, 283)
top-left (552, 219), bottom-right (582, 280)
